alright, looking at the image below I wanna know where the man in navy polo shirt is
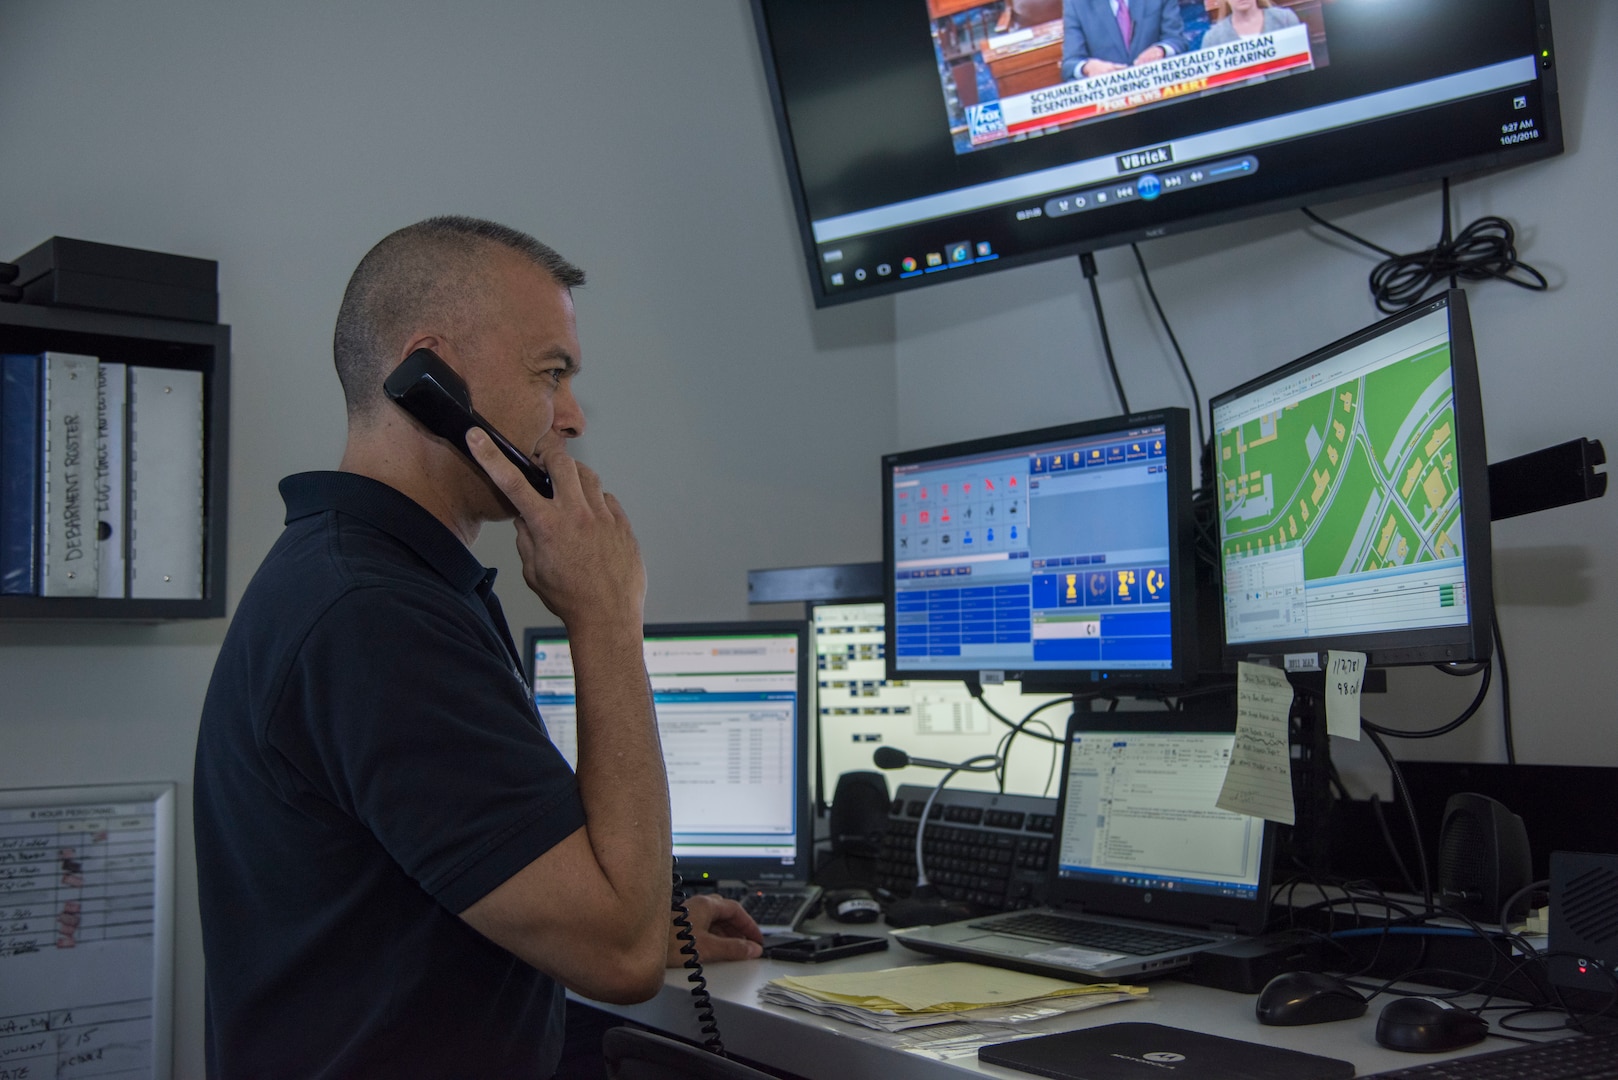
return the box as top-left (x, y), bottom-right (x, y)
top-left (194, 216), bottom-right (761, 1078)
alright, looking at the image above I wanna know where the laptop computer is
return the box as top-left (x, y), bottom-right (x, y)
top-left (523, 621), bottom-right (821, 934)
top-left (893, 711), bottom-right (1276, 981)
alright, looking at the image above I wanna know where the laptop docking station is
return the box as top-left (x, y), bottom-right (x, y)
top-left (1174, 930), bottom-right (1324, 994)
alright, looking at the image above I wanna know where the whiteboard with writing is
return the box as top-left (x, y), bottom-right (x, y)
top-left (0, 784), bottom-right (174, 1080)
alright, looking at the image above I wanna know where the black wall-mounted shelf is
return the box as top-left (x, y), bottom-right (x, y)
top-left (0, 303), bottom-right (229, 621)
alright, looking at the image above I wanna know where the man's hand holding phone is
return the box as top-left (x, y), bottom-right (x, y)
top-left (465, 429), bottom-right (645, 632)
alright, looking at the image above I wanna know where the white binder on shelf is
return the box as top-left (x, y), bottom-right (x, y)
top-left (128, 366), bottom-right (204, 600)
top-left (40, 351), bottom-right (100, 597)
top-left (96, 361), bottom-right (129, 598)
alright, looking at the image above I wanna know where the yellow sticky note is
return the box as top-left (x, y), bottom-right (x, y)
top-left (1325, 649), bottom-right (1365, 741)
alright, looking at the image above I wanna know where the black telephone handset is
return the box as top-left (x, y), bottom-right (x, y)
top-left (383, 348), bottom-right (554, 499)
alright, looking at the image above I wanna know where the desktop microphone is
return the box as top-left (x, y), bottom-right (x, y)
top-left (874, 745), bottom-right (1000, 928)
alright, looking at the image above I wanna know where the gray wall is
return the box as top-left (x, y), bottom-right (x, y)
top-left (0, 0), bottom-right (1611, 1073)
top-left (896, 0), bottom-right (1615, 788)
top-left (0, 2), bottom-right (895, 1074)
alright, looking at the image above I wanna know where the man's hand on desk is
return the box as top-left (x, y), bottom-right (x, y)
top-left (670, 893), bottom-right (764, 964)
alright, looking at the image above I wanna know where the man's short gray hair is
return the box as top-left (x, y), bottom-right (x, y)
top-left (333, 215), bottom-right (585, 418)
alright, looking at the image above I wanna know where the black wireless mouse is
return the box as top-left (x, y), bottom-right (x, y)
top-left (1255, 970), bottom-right (1368, 1026)
top-left (1375, 996), bottom-right (1490, 1053)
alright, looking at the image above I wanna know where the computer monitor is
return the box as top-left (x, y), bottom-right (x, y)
top-left (1210, 290), bottom-right (1492, 666)
top-left (883, 408), bottom-right (1197, 689)
top-left (811, 599), bottom-right (1071, 806)
top-left (751, 0), bottom-right (1562, 307)
top-left (522, 621), bottom-right (813, 884)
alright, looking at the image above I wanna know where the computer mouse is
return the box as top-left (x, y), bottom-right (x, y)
top-left (823, 888), bottom-right (882, 924)
top-left (1375, 996), bottom-right (1490, 1053)
top-left (1255, 970), bottom-right (1368, 1026)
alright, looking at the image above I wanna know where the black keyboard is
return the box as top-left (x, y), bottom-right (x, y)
top-left (717, 884), bottom-right (821, 932)
top-left (977, 910), bottom-right (1214, 955)
top-left (877, 785), bottom-right (1056, 914)
top-left (1360, 1032), bottom-right (1618, 1078)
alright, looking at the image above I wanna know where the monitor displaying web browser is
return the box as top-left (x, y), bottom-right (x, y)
top-left (524, 622), bottom-right (811, 881)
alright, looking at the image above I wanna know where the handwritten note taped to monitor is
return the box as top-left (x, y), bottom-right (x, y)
top-left (1216, 662), bottom-right (1297, 825)
top-left (1325, 650), bottom-right (1366, 740)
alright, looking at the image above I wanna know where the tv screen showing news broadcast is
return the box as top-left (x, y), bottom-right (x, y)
top-left (751, 0), bottom-right (1561, 307)
top-left (945, 2), bottom-right (1331, 155)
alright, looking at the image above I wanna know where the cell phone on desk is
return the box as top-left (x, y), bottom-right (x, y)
top-left (762, 933), bottom-right (888, 963)
top-left (383, 348), bottom-right (554, 498)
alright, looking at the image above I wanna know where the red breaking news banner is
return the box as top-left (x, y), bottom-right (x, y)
top-left (1000, 26), bottom-right (1315, 138)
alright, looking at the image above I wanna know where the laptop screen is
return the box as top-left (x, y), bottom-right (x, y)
top-left (525, 621), bottom-right (812, 883)
top-left (1048, 712), bottom-right (1274, 932)
top-left (1055, 724), bottom-right (1269, 911)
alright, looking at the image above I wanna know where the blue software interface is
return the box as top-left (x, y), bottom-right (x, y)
top-left (892, 422), bottom-right (1174, 673)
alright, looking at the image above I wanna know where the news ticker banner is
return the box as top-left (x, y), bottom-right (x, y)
top-left (968, 23), bottom-right (1315, 148)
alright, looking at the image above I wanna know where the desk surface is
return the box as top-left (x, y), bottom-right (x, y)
top-left (585, 919), bottom-right (1550, 1079)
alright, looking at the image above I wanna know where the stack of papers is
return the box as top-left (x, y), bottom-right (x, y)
top-left (759, 962), bottom-right (1146, 1032)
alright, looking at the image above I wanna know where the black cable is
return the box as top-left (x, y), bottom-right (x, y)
top-left (1498, 879), bottom-right (1548, 935)
top-left (1368, 793), bottom-right (1419, 898)
top-left (1299, 182), bottom-right (1547, 314)
top-left (970, 682), bottom-right (1071, 745)
top-left (1493, 604), bottom-right (1516, 764)
top-left (1079, 252), bottom-right (1132, 414)
top-left (1360, 660), bottom-right (1491, 740)
top-left (995, 696), bottom-right (1077, 793)
top-left (1130, 242), bottom-right (1204, 455)
top-left (670, 863), bottom-right (724, 1055)
top-left (1362, 721), bottom-right (1433, 913)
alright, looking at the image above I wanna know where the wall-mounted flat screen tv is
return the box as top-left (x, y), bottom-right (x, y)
top-left (751, 0), bottom-right (1561, 306)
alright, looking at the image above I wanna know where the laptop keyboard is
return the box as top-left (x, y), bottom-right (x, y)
top-left (1360, 1032), bottom-right (1618, 1078)
top-left (977, 911), bottom-right (1215, 955)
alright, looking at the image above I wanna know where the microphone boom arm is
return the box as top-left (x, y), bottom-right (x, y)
top-left (908, 753), bottom-right (1000, 891)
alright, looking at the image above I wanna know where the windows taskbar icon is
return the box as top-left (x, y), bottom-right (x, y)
top-left (887, 243), bottom-right (1001, 282)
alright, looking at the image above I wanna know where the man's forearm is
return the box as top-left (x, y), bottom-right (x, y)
top-left (571, 625), bottom-right (672, 939)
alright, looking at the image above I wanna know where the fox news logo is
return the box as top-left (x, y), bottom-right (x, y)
top-left (967, 102), bottom-right (1008, 143)
top-left (1117, 145), bottom-right (1173, 172)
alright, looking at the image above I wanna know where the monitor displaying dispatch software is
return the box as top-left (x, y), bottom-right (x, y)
top-left (883, 409), bottom-right (1196, 688)
top-left (1211, 291), bottom-right (1493, 666)
top-left (813, 600), bottom-right (1070, 804)
top-left (523, 622), bottom-right (811, 882)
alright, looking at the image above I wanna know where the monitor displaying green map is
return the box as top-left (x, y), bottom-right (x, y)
top-left (1210, 291), bottom-right (1493, 666)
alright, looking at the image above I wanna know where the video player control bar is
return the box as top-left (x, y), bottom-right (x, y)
top-left (1044, 155), bottom-right (1260, 219)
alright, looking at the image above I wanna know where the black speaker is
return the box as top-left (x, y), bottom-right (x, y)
top-left (1436, 792), bottom-right (1531, 921)
top-left (1549, 851), bottom-right (1618, 993)
top-left (828, 771), bottom-right (890, 859)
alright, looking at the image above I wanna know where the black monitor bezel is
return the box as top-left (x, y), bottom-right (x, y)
top-left (521, 619), bottom-right (815, 884)
top-left (1048, 709), bottom-right (1276, 933)
top-left (882, 408), bottom-right (1197, 691)
top-left (1208, 289), bottom-right (1493, 668)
